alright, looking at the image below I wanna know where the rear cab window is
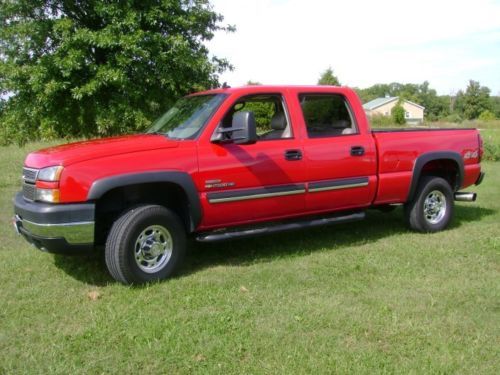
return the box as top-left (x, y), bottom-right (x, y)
top-left (299, 94), bottom-right (358, 138)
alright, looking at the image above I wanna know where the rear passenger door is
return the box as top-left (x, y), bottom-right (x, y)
top-left (299, 93), bottom-right (377, 212)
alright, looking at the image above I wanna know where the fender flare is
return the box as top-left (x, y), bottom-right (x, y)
top-left (407, 151), bottom-right (464, 201)
top-left (87, 171), bottom-right (202, 231)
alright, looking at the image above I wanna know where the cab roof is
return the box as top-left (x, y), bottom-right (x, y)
top-left (191, 85), bottom-right (352, 96)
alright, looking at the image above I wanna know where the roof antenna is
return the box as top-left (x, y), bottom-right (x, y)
top-left (222, 82), bottom-right (230, 89)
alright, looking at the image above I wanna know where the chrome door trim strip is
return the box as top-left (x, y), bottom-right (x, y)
top-left (207, 176), bottom-right (370, 204)
top-left (308, 177), bottom-right (369, 193)
top-left (207, 184), bottom-right (306, 204)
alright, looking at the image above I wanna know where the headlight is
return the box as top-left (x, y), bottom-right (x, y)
top-left (38, 166), bottom-right (63, 181)
top-left (33, 166), bottom-right (63, 202)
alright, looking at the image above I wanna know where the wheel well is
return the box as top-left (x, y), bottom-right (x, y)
top-left (420, 159), bottom-right (459, 191)
top-left (94, 182), bottom-right (191, 246)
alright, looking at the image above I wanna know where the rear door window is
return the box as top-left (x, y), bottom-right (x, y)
top-left (299, 94), bottom-right (358, 138)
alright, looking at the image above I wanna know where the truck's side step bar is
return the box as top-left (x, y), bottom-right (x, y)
top-left (196, 211), bottom-right (365, 242)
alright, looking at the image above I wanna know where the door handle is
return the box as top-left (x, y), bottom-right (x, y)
top-left (285, 149), bottom-right (302, 161)
top-left (350, 146), bottom-right (365, 156)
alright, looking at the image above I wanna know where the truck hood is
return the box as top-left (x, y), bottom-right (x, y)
top-left (25, 134), bottom-right (179, 168)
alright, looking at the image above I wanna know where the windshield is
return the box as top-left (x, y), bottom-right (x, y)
top-left (147, 94), bottom-right (226, 139)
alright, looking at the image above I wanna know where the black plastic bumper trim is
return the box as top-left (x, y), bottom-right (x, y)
top-left (13, 192), bottom-right (95, 224)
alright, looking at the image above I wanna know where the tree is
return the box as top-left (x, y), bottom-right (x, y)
top-left (318, 67), bottom-right (340, 86)
top-left (0, 0), bottom-right (233, 144)
top-left (491, 96), bottom-right (500, 118)
top-left (454, 80), bottom-right (491, 120)
top-left (478, 110), bottom-right (496, 121)
top-left (391, 103), bottom-right (406, 125)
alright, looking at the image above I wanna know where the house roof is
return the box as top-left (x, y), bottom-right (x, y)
top-left (404, 99), bottom-right (425, 110)
top-left (363, 96), bottom-right (425, 110)
top-left (362, 97), bottom-right (398, 110)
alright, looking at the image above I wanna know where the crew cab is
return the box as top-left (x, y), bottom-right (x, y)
top-left (13, 85), bottom-right (485, 284)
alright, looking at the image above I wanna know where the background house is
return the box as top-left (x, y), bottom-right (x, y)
top-left (363, 96), bottom-right (425, 124)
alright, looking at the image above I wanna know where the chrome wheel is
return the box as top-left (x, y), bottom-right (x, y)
top-left (134, 225), bottom-right (173, 273)
top-left (423, 190), bottom-right (447, 224)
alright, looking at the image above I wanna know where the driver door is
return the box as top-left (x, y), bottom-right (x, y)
top-left (196, 92), bottom-right (307, 229)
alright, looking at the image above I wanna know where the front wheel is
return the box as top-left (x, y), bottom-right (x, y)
top-left (404, 176), bottom-right (454, 232)
top-left (105, 205), bottom-right (186, 284)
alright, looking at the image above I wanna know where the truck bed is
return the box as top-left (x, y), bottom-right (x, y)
top-left (371, 127), bottom-right (481, 205)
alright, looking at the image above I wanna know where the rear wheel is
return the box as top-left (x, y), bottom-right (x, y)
top-left (105, 205), bottom-right (186, 284)
top-left (404, 176), bottom-right (454, 232)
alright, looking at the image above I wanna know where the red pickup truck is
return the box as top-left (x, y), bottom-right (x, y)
top-left (14, 85), bottom-right (484, 284)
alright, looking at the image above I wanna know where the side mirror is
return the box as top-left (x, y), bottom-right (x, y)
top-left (232, 111), bottom-right (258, 145)
top-left (211, 111), bottom-right (258, 145)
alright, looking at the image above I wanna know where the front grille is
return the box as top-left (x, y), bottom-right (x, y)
top-left (22, 167), bottom-right (38, 183)
top-left (23, 183), bottom-right (36, 201)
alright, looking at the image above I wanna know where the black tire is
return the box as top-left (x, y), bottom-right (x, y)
top-left (404, 176), bottom-right (454, 232)
top-left (105, 205), bottom-right (186, 285)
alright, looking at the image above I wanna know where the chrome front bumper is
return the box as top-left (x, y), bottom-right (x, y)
top-left (14, 215), bottom-right (94, 244)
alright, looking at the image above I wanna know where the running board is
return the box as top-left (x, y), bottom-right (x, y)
top-left (196, 211), bottom-right (365, 242)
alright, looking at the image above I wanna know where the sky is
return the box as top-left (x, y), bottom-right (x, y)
top-left (206, 0), bottom-right (500, 95)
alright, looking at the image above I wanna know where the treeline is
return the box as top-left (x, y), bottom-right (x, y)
top-left (354, 80), bottom-right (499, 122)
top-left (316, 68), bottom-right (499, 122)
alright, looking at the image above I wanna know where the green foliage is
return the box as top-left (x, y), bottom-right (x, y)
top-left (483, 139), bottom-right (500, 161)
top-left (318, 67), bottom-right (340, 86)
top-left (391, 103), bottom-right (406, 125)
top-left (490, 96), bottom-right (500, 118)
top-left (480, 126), bottom-right (500, 161)
top-left (243, 101), bottom-right (275, 133)
top-left (454, 80), bottom-right (491, 120)
top-left (302, 95), bottom-right (348, 127)
top-left (369, 113), bottom-right (396, 127)
top-left (478, 110), bottom-right (496, 121)
top-left (441, 113), bottom-right (463, 123)
top-left (0, 0), bottom-right (233, 145)
top-left (357, 80), bottom-right (500, 122)
top-left (233, 88), bottom-right (275, 134)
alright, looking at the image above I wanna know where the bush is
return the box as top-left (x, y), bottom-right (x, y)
top-left (441, 113), bottom-right (463, 123)
top-left (391, 105), bottom-right (406, 125)
top-left (483, 140), bottom-right (500, 161)
top-left (369, 114), bottom-right (396, 128)
top-left (478, 110), bottom-right (496, 121)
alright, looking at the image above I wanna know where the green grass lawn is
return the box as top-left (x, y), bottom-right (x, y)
top-left (1, 141), bottom-right (499, 374)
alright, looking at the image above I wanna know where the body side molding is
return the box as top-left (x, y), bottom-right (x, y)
top-left (308, 177), bottom-right (369, 193)
top-left (207, 184), bottom-right (306, 204)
